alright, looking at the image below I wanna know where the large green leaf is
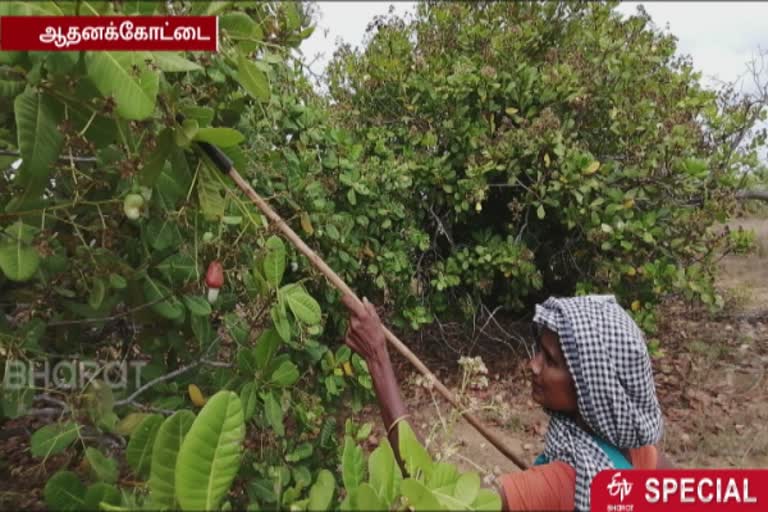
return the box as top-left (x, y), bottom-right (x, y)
top-left (472, 489), bottom-right (502, 512)
top-left (30, 422), bottom-right (79, 458)
top-left (398, 421), bottom-right (433, 479)
top-left (281, 284), bottom-right (321, 325)
top-left (427, 462), bottom-right (460, 492)
top-left (269, 360), bottom-right (299, 387)
top-left (369, 439), bottom-right (402, 504)
top-left (0, 2), bottom-right (63, 16)
top-left (83, 483), bottom-right (121, 510)
top-left (0, 77), bottom-right (24, 97)
top-left (356, 483), bottom-right (387, 510)
top-left (307, 469), bottom-right (335, 511)
top-left (151, 52), bottom-right (203, 72)
top-left (401, 478), bottom-right (443, 511)
top-left (175, 391), bottom-right (245, 511)
top-left (139, 129), bottom-right (173, 187)
top-left (43, 471), bottom-right (85, 511)
top-left (263, 390), bottom-right (284, 437)
top-left (263, 236), bottom-right (286, 288)
top-left (85, 51), bottom-right (159, 120)
top-left (126, 414), bottom-right (163, 478)
top-left (13, 89), bottom-right (63, 199)
top-left (143, 277), bottom-right (185, 320)
top-left (0, 242), bottom-right (40, 282)
top-left (85, 448), bottom-right (118, 484)
top-left (453, 472), bottom-right (481, 506)
top-left (236, 54), bottom-right (270, 102)
top-left (149, 410), bottom-right (195, 509)
top-left (182, 295), bottom-right (212, 316)
top-left (341, 435), bottom-right (364, 491)
top-left (194, 127), bottom-right (245, 147)
top-left (253, 328), bottom-right (282, 370)
top-left (197, 163), bottom-right (227, 220)
top-left (220, 11), bottom-right (258, 39)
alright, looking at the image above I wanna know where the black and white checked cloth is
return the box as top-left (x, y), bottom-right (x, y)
top-left (533, 295), bottom-right (663, 512)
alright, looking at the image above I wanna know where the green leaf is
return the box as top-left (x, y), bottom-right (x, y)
top-left (180, 106), bottom-right (215, 127)
top-left (46, 51), bottom-right (80, 75)
top-left (269, 360), bottom-right (299, 387)
top-left (253, 328), bottom-right (282, 370)
top-left (263, 391), bottom-right (284, 437)
top-left (145, 217), bottom-right (182, 251)
top-left (220, 12), bottom-right (258, 39)
top-left (197, 163), bottom-right (227, 220)
top-left (0, 77), bottom-right (24, 97)
top-left (143, 277), bottom-right (184, 320)
top-left (537, 204), bottom-right (545, 220)
top-left (427, 462), bottom-right (459, 492)
top-left (89, 277), bottom-right (106, 310)
top-left (369, 438), bottom-right (402, 504)
top-left (30, 422), bottom-right (79, 458)
top-left (194, 127), bottom-right (245, 147)
top-left (175, 391), bottom-right (245, 511)
top-left (285, 442), bottom-right (313, 462)
top-left (0, 242), bottom-right (40, 282)
top-left (236, 54), bottom-right (270, 102)
top-left (85, 448), bottom-right (118, 484)
top-left (472, 489), bottom-right (502, 511)
top-left (263, 235), bottom-right (286, 288)
top-left (13, 89), bottom-right (63, 200)
top-left (126, 414), bottom-right (163, 478)
top-left (398, 421), bottom-right (433, 479)
top-left (281, 285), bottom-right (321, 325)
top-left (43, 471), bottom-right (85, 511)
top-left (175, 118), bottom-right (199, 147)
top-left (157, 253), bottom-right (197, 284)
top-left (151, 52), bottom-right (203, 72)
top-left (109, 273), bottom-right (127, 289)
top-left (149, 410), bottom-right (195, 509)
top-left (307, 469), bottom-right (335, 512)
top-left (453, 472), bottom-right (480, 506)
top-left (271, 304), bottom-right (291, 342)
top-left (115, 413), bottom-right (149, 436)
top-left (341, 435), bottom-right (364, 490)
top-left (182, 295), bottom-right (212, 316)
top-left (356, 483), bottom-right (386, 510)
top-left (83, 483), bottom-right (121, 510)
top-left (401, 478), bottom-right (443, 511)
top-left (240, 382), bottom-right (257, 421)
top-left (85, 51), bottom-right (159, 120)
top-left (139, 128), bottom-right (173, 187)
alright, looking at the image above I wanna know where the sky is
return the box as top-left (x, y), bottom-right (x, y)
top-left (301, 1), bottom-right (768, 93)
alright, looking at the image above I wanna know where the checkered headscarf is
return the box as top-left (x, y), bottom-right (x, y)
top-left (533, 295), bottom-right (663, 512)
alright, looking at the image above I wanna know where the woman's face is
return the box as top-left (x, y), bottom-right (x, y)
top-left (528, 325), bottom-right (579, 413)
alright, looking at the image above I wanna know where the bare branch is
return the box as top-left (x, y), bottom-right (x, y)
top-left (736, 189), bottom-right (768, 202)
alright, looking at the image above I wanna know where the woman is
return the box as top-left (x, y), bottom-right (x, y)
top-left (341, 294), bottom-right (674, 511)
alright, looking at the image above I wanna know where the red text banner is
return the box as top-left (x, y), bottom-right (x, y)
top-left (592, 469), bottom-right (768, 512)
top-left (0, 16), bottom-right (218, 51)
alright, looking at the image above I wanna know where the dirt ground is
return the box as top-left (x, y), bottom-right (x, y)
top-left (358, 213), bottom-right (768, 481)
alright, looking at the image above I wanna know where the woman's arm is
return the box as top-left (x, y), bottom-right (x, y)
top-left (341, 295), bottom-right (414, 463)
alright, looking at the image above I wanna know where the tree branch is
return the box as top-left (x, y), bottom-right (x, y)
top-left (736, 189), bottom-right (768, 202)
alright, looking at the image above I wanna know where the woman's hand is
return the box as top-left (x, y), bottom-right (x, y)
top-left (341, 294), bottom-right (388, 365)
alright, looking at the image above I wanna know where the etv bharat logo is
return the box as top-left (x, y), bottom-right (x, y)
top-left (607, 472), bottom-right (634, 502)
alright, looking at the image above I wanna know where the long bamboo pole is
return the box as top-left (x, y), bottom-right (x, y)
top-left (197, 140), bottom-right (528, 470)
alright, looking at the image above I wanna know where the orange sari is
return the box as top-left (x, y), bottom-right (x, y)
top-left (499, 446), bottom-right (658, 511)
